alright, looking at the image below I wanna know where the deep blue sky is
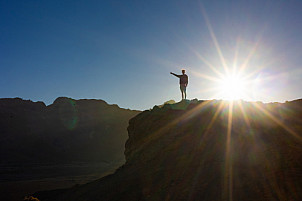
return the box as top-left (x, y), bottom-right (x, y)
top-left (1, 0), bottom-right (301, 110)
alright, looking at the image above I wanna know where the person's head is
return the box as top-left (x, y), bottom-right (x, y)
top-left (182, 69), bottom-right (185, 74)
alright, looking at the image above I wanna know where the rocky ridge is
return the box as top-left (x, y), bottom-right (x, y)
top-left (36, 99), bottom-right (302, 201)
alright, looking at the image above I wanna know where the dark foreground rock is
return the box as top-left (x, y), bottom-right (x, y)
top-left (35, 99), bottom-right (302, 201)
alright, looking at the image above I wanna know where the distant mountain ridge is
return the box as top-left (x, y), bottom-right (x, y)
top-left (0, 97), bottom-right (140, 165)
top-left (35, 99), bottom-right (302, 201)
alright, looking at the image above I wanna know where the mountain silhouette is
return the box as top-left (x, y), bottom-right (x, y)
top-left (34, 99), bottom-right (302, 201)
top-left (0, 97), bottom-right (139, 166)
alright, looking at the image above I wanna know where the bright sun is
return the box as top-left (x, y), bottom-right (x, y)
top-left (218, 73), bottom-right (247, 100)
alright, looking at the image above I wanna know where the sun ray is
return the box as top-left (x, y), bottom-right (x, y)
top-left (188, 101), bottom-right (225, 200)
top-left (232, 38), bottom-right (240, 73)
top-left (252, 102), bottom-right (302, 141)
top-left (238, 40), bottom-right (260, 74)
top-left (191, 87), bottom-right (224, 99)
top-left (201, 101), bottom-right (225, 142)
top-left (190, 70), bottom-right (222, 82)
top-left (194, 86), bottom-right (222, 93)
top-left (176, 34), bottom-right (225, 80)
top-left (238, 58), bottom-right (280, 83)
top-left (240, 67), bottom-right (264, 80)
top-left (200, 5), bottom-right (229, 74)
top-left (224, 101), bottom-right (234, 201)
top-left (192, 50), bottom-right (225, 78)
top-left (237, 100), bottom-right (252, 128)
top-left (129, 100), bottom-right (213, 157)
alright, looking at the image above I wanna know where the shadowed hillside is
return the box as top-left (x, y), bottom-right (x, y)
top-left (35, 99), bottom-right (302, 201)
top-left (0, 97), bottom-right (139, 165)
top-left (0, 97), bottom-right (140, 201)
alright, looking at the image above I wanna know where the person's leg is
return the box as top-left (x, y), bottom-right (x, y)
top-left (184, 87), bottom-right (187, 99)
top-left (180, 86), bottom-right (184, 100)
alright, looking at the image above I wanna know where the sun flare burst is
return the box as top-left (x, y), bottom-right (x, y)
top-left (178, 5), bottom-right (301, 201)
top-left (218, 73), bottom-right (247, 100)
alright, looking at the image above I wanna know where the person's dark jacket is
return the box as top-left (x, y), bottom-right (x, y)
top-left (171, 73), bottom-right (188, 85)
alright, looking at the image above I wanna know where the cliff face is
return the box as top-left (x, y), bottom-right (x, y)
top-left (36, 99), bottom-right (302, 201)
top-left (0, 97), bottom-right (140, 164)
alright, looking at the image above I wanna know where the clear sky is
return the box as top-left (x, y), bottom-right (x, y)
top-left (1, 0), bottom-right (301, 110)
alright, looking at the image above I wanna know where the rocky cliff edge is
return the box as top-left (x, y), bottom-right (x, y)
top-left (35, 99), bottom-right (302, 201)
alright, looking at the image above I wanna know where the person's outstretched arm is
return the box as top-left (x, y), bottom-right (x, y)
top-left (170, 72), bottom-right (180, 78)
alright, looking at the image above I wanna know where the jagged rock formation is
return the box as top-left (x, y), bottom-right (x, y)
top-left (35, 99), bottom-right (302, 201)
top-left (0, 97), bottom-right (140, 164)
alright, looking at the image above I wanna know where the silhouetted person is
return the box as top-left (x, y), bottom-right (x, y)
top-left (170, 69), bottom-right (188, 100)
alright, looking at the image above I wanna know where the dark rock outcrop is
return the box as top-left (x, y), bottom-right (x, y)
top-left (35, 99), bottom-right (302, 201)
top-left (0, 97), bottom-right (140, 164)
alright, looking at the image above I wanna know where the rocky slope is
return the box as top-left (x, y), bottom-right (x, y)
top-left (0, 97), bottom-right (140, 165)
top-left (35, 99), bottom-right (302, 201)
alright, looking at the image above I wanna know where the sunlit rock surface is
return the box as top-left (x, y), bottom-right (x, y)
top-left (35, 99), bottom-right (302, 201)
